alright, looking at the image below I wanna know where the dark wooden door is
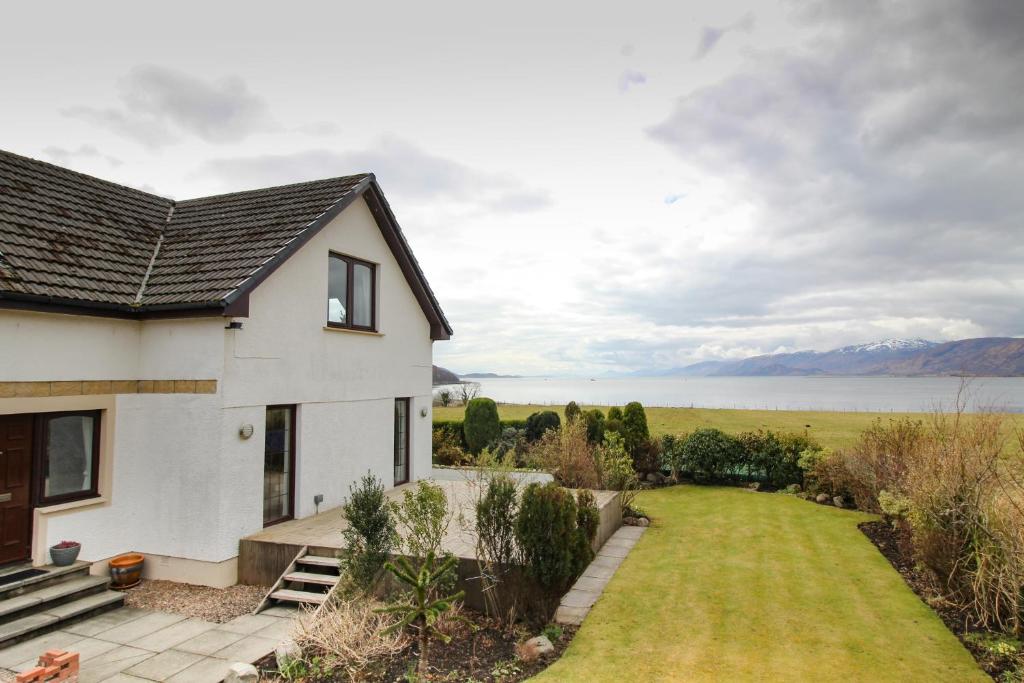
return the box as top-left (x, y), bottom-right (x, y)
top-left (0, 416), bottom-right (33, 564)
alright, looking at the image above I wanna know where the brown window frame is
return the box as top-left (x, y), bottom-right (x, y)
top-left (394, 398), bottom-right (410, 486)
top-left (34, 410), bottom-right (102, 506)
top-left (327, 252), bottom-right (377, 332)
top-left (263, 404), bottom-right (297, 527)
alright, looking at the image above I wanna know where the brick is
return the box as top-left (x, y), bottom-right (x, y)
top-left (82, 381), bottom-right (112, 395)
top-left (16, 649), bottom-right (79, 683)
top-left (49, 381), bottom-right (83, 397)
top-left (111, 380), bottom-right (139, 394)
top-left (193, 379), bottom-right (217, 394)
top-left (152, 380), bottom-right (174, 393)
top-left (15, 382), bottom-right (50, 398)
top-left (173, 380), bottom-right (196, 394)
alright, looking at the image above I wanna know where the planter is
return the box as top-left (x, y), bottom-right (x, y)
top-left (109, 553), bottom-right (145, 589)
top-left (49, 543), bottom-right (81, 567)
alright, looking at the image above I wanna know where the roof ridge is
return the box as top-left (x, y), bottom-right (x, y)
top-left (177, 172), bottom-right (373, 205)
top-left (0, 148), bottom-right (173, 204)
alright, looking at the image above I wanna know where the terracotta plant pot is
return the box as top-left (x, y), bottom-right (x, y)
top-left (109, 553), bottom-right (145, 589)
top-left (49, 543), bottom-right (81, 567)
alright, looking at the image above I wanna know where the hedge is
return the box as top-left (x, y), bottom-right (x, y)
top-left (433, 419), bottom-right (528, 450)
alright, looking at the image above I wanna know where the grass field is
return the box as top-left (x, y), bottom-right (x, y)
top-left (434, 403), bottom-right (1024, 451)
top-left (533, 486), bottom-right (985, 682)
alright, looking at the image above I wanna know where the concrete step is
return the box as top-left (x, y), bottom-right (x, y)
top-left (270, 589), bottom-right (326, 605)
top-left (0, 562), bottom-right (91, 601)
top-left (295, 555), bottom-right (338, 568)
top-left (0, 591), bottom-right (124, 647)
top-left (283, 572), bottom-right (338, 586)
top-left (0, 575), bottom-right (108, 620)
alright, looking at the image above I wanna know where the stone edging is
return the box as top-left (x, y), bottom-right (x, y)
top-left (554, 525), bottom-right (646, 626)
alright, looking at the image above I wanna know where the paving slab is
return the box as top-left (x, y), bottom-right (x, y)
top-left (97, 612), bottom-right (188, 644)
top-left (218, 613), bottom-right (281, 635)
top-left (555, 526), bottom-right (647, 626)
top-left (211, 634), bottom-right (279, 663)
top-left (165, 656), bottom-right (234, 683)
top-left (63, 608), bottom-right (149, 637)
top-left (252, 617), bottom-right (293, 642)
top-left (173, 628), bottom-right (246, 656)
top-left (77, 646), bottom-right (153, 683)
top-left (261, 605), bottom-right (298, 618)
top-left (124, 648), bottom-right (204, 681)
top-left (14, 636), bottom-right (120, 671)
top-left (0, 630), bottom-right (85, 668)
top-left (127, 618), bottom-right (217, 653)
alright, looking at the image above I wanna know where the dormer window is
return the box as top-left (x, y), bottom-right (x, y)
top-left (328, 253), bottom-right (377, 331)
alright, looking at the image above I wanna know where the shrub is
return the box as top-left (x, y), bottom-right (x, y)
top-left (464, 398), bottom-right (501, 454)
top-left (527, 419), bottom-right (600, 489)
top-left (516, 483), bottom-right (589, 602)
top-left (631, 437), bottom-right (662, 475)
top-left (432, 427), bottom-right (468, 466)
top-left (573, 489), bottom-right (599, 574)
top-left (597, 432), bottom-right (641, 512)
top-left (525, 410), bottom-right (561, 442)
top-left (660, 434), bottom-right (687, 479)
top-left (841, 417), bottom-right (924, 512)
top-left (476, 476), bottom-right (519, 567)
top-left (606, 406), bottom-right (623, 421)
top-left (681, 428), bottom-right (744, 482)
top-left (565, 401), bottom-right (582, 423)
top-left (393, 480), bottom-right (452, 560)
top-left (438, 389), bottom-right (453, 407)
top-left (341, 474), bottom-right (398, 588)
top-left (583, 409), bottom-right (606, 444)
top-left (622, 402), bottom-right (650, 455)
top-left (488, 427), bottom-right (527, 464)
top-left (736, 429), bottom-right (808, 488)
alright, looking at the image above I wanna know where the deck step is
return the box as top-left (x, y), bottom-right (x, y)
top-left (295, 555), bottom-right (338, 568)
top-left (270, 589), bottom-right (327, 605)
top-left (284, 572), bottom-right (338, 586)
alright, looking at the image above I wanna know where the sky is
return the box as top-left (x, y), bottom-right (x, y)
top-left (2, 0), bottom-right (1022, 376)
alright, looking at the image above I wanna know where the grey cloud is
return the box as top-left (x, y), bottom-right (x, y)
top-left (42, 144), bottom-right (122, 167)
top-left (295, 121), bottom-right (342, 137)
top-left (618, 69), bottom-right (647, 92)
top-left (63, 65), bottom-right (276, 147)
top-left (196, 136), bottom-right (550, 211)
top-left (694, 13), bottom-right (754, 59)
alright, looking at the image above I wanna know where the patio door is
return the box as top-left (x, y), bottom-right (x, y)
top-left (394, 399), bottom-right (410, 485)
top-left (0, 416), bottom-right (33, 564)
top-left (264, 405), bottom-right (296, 527)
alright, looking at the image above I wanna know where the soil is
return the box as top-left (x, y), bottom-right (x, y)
top-left (121, 579), bottom-right (268, 623)
top-left (859, 520), bottom-right (1017, 681)
top-left (257, 608), bottom-right (576, 682)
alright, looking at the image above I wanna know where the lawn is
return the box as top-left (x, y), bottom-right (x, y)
top-left (533, 486), bottom-right (986, 682)
top-left (434, 403), bottom-right (1024, 451)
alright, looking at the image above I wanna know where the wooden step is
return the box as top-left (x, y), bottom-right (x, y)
top-left (295, 555), bottom-right (338, 568)
top-left (284, 572), bottom-right (338, 586)
top-left (271, 589), bottom-right (327, 605)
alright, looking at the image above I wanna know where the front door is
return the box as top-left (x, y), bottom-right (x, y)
top-left (0, 416), bottom-right (33, 564)
top-left (263, 406), bottom-right (296, 527)
top-left (394, 398), bottom-right (410, 485)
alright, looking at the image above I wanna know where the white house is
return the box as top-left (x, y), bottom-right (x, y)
top-left (0, 149), bottom-right (451, 587)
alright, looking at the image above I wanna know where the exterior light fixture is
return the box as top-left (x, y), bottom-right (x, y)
top-left (239, 423), bottom-right (254, 439)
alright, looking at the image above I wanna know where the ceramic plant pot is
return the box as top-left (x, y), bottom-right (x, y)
top-left (109, 553), bottom-right (145, 589)
top-left (49, 543), bottom-right (81, 567)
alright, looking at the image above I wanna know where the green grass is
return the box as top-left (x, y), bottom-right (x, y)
top-left (434, 403), bottom-right (1024, 451)
top-left (533, 486), bottom-right (985, 682)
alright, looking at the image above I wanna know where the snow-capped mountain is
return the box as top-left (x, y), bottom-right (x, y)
top-left (669, 338), bottom-right (1024, 377)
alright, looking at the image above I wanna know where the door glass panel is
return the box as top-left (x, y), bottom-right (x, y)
top-left (264, 407), bottom-right (294, 525)
top-left (394, 399), bottom-right (408, 484)
top-left (44, 415), bottom-right (95, 498)
top-left (353, 263), bottom-right (372, 327)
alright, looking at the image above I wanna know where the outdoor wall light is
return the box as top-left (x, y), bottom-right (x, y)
top-left (420, 407), bottom-right (428, 418)
top-left (239, 423), bottom-right (254, 439)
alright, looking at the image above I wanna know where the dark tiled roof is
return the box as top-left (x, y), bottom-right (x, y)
top-left (0, 150), bottom-right (451, 338)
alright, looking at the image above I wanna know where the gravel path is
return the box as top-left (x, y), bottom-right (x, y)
top-left (122, 579), bottom-right (269, 623)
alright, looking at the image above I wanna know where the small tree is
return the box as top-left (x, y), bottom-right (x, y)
top-left (394, 481), bottom-right (452, 560)
top-left (564, 401), bottom-right (582, 423)
top-left (378, 553), bottom-right (465, 676)
top-left (477, 476), bottom-right (519, 567)
top-left (598, 433), bottom-right (641, 513)
top-left (464, 398), bottom-right (501, 454)
top-left (457, 382), bottom-right (480, 406)
top-left (516, 483), bottom-right (584, 611)
top-left (525, 410), bottom-right (561, 441)
top-left (605, 406), bottom-right (624, 436)
top-left (528, 419), bottom-right (600, 489)
top-left (622, 401), bottom-right (650, 455)
top-left (438, 389), bottom-right (453, 407)
top-left (341, 474), bottom-right (397, 588)
top-left (583, 408), bottom-right (605, 444)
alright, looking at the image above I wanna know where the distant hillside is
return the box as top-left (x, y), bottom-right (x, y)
top-left (432, 365), bottom-right (460, 385)
top-left (672, 338), bottom-right (1024, 377)
top-left (461, 372), bottom-right (522, 379)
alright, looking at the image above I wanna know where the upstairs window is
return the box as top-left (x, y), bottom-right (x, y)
top-left (327, 253), bottom-right (376, 331)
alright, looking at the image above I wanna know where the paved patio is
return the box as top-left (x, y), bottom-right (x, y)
top-left (0, 604), bottom-right (296, 682)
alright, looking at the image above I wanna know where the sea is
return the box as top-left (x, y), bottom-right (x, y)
top-left (434, 376), bottom-right (1024, 413)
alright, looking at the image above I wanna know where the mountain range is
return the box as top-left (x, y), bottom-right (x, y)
top-left (668, 337), bottom-right (1024, 377)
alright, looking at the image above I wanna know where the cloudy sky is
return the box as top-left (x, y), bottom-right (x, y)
top-left (2, 1), bottom-right (1022, 376)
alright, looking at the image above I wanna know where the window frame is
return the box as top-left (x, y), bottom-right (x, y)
top-left (327, 252), bottom-right (377, 332)
top-left (33, 410), bottom-right (102, 507)
top-left (263, 404), bottom-right (297, 527)
top-left (394, 398), bottom-right (410, 486)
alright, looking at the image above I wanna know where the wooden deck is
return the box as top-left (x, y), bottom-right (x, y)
top-left (238, 478), bottom-right (621, 586)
